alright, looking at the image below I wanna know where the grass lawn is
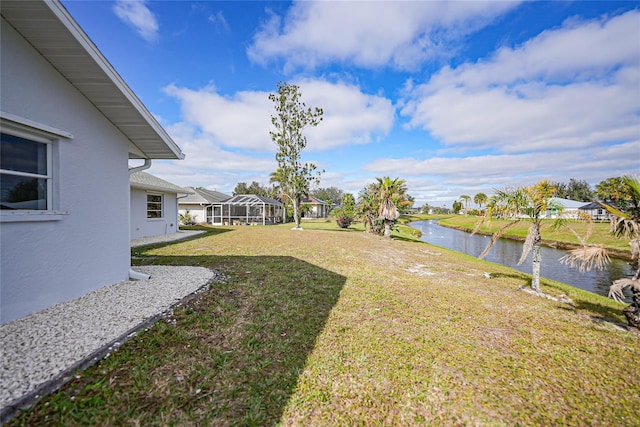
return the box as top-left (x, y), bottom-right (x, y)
top-left (9, 223), bottom-right (639, 426)
top-left (437, 215), bottom-right (632, 256)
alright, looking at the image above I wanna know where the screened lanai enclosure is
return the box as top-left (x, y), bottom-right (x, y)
top-left (217, 195), bottom-right (284, 226)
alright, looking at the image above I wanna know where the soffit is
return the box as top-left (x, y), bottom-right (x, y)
top-left (1, 0), bottom-right (184, 160)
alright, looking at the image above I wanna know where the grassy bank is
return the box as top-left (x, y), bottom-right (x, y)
top-left (437, 215), bottom-right (631, 257)
top-left (9, 224), bottom-right (639, 426)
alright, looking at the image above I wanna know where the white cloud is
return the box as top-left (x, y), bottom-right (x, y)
top-left (165, 122), bottom-right (275, 172)
top-left (400, 10), bottom-right (640, 152)
top-left (364, 140), bottom-right (640, 193)
top-left (209, 10), bottom-right (230, 32)
top-left (144, 121), bottom-right (276, 193)
top-left (369, 141), bottom-right (640, 177)
top-left (247, 1), bottom-right (520, 72)
top-left (293, 79), bottom-right (395, 150)
top-left (113, 0), bottom-right (159, 42)
top-left (164, 84), bottom-right (274, 151)
top-left (163, 79), bottom-right (395, 152)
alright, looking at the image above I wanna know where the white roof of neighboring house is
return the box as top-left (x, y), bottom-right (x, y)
top-left (550, 197), bottom-right (588, 209)
top-left (180, 188), bottom-right (231, 204)
top-left (130, 172), bottom-right (193, 194)
top-left (1, 0), bottom-right (184, 160)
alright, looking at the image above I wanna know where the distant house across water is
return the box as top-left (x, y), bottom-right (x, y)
top-left (579, 202), bottom-right (612, 222)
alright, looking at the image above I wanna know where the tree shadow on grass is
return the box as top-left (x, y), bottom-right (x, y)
top-left (486, 271), bottom-right (531, 283)
top-left (391, 234), bottom-right (424, 244)
top-left (11, 255), bottom-right (346, 426)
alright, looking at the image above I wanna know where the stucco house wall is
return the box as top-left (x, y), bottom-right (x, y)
top-left (130, 189), bottom-right (179, 239)
top-left (129, 172), bottom-right (190, 239)
top-left (545, 197), bottom-right (587, 219)
top-left (0, 1), bottom-right (185, 325)
top-left (178, 203), bottom-right (208, 224)
top-left (0, 18), bottom-right (131, 323)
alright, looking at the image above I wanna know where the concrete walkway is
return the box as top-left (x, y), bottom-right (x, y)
top-left (131, 229), bottom-right (206, 248)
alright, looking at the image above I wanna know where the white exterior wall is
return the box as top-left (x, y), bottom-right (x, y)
top-left (179, 204), bottom-right (208, 224)
top-left (0, 20), bottom-right (131, 323)
top-left (130, 188), bottom-right (179, 239)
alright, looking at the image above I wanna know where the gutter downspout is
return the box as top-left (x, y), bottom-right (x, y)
top-left (129, 158), bottom-right (152, 280)
top-left (128, 158), bottom-right (152, 175)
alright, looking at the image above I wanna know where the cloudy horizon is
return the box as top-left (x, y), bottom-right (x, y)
top-left (64, 0), bottom-right (639, 208)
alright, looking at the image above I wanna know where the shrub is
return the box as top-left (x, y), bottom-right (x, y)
top-left (331, 193), bottom-right (356, 229)
top-left (179, 210), bottom-right (196, 226)
top-left (336, 217), bottom-right (353, 229)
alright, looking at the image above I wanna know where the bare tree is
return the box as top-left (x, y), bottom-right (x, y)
top-left (269, 82), bottom-right (323, 229)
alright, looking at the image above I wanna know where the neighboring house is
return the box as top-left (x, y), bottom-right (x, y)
top-left (301, 195), bottom-right (331, 219)
top-left (546, 197), bottom-right (587, 219)
top-left (0, 1), bottom-right (185, 324)
top-left (178, 187), bottom-right (231, 225)
top-left (579, 202), bottom-right (612, 222)
top-left (130, 172), bottom-right (193, 240)
top-left (221, 194), bottom-right (283, 225)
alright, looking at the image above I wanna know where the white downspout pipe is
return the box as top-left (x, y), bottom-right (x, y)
top-left (129, 158), bottom-right (152, 280)
top-left (129, 269), bottom-right (150, 280)
top-left (128, 158), bottom-right (152, 175)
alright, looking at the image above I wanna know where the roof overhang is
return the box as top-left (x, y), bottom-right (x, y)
top-left (130, 183), bottom-right (193, 194)
top-left (130, 171), bottom-right (193, 194)
top-left (1, 0), bottom-right (185, 160)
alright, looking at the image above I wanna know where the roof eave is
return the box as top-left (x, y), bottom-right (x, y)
top-left (1, 0), bottom-right (185, 160)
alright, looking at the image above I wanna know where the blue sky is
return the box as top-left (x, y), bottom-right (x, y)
top-left (62, 0), bottom-right (640, 208)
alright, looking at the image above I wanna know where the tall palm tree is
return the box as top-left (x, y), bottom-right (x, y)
top-left (474, 192), bottom-right (488, 211)
top-left (561, 175), bottom-right (640, 327)
top-left (475, 180), bottom-right (561, 293)
top-left (376, 177), bottom-right (409, 238)
top-left (460, 195), bottom-right (471, 214)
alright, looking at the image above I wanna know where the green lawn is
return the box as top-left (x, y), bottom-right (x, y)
top-left (10, 223), bottom-right (639, 426)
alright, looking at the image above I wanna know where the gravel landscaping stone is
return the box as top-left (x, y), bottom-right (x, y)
top-left (0, 265), bottom-right (214, 413)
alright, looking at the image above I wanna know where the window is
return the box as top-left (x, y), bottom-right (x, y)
top-left (1, 132), bottom-right (51, 210)
top-left (147, 193), bottom-right (163, 218)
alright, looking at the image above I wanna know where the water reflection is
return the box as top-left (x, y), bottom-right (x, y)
top-left (411, 220), bottom-right (634, 300)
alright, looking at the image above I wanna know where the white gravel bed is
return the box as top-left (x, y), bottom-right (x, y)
top-left (131, 230), bottom-right (205, 248)
top-left (0, 265), bottom-right (214, 410)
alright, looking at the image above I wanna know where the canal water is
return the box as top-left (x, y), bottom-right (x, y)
top-left (410, 220), bottom-right (634, 299)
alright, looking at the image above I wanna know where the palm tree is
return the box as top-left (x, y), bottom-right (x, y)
top-left (475, 180), bottom-right (562, 293)
top-left (560, 175), bottom-right (640, 328)
top-left (357, 184), bottom-right (379, 234)
top-left (269, 168), bottom-right (285, 193)
top-left (269, 168), bottom-right (293, 221)
top-left (474, 192), bottom-right (488, 211)
top-left (375, 177), bottom-right (409, 238)
top-left (460, 195), bottom-right (471, 214)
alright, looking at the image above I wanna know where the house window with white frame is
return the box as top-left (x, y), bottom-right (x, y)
top-left (147, 193), bottom-right (163, 218)
top-left (1, 132), bottom-right (51, 210)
